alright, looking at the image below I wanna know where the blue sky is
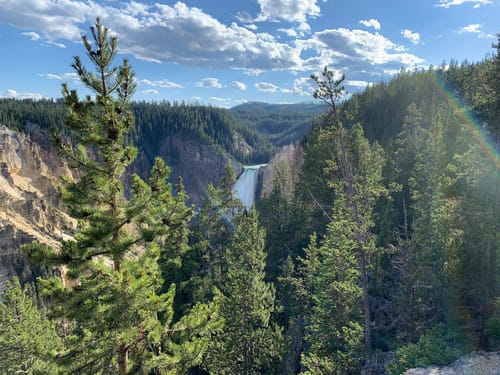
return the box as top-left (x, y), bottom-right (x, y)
top-left (0, 0), bottom-right (498, 107)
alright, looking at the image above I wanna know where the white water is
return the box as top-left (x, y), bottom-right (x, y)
top-left (233, 165), bottom-right (265, 208)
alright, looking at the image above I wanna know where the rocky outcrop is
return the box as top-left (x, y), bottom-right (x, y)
top-left (404, 352), bottom-right (500, 375)
top-left (259, 143), bottom-right (303, 198)
top-left (130, 134), bottom-right (238, 206)
top-left (0, 125), bottom-right (74, 292)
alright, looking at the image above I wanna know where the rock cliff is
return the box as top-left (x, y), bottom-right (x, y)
top-left (0, 124), bottom-right (75, 292)
top-left (404, 351), bottom-right (500, 375)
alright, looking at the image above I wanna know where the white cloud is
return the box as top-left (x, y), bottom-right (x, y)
top-left (359, 19), bottom-right (381, 30)
top-left (401, 29), bottom-right (421, 45)
top-left (231, 81), bottom-right (247, 90)
top-left (195, 78), bottom-right (223, 89)
top-left (345, 79), bottom-right (370, 88)
top-left (297, 22), bottom-right (312, 35)
top-left (209, 96), bottom-right (231, 102)
top-left (111, 2), bottom-right (302, 71)
top-left (458, 24), bottom-right (495, 39)
top-left (256, 0), bottom-right (321, 22)
top-left (255, 82), bottom-right (279, 92)
top-left (281, 76), bottom-right (315, 96)
top-left (0, 0), bottom-right (105, 42)
top-left (21, 31), bottom-right (40, 40)
top-left (434, 0), bottom-right (492, 8)
top-left (278, 22), bottom-right (311, 38)
top-left (39, 72), bottom-right (79, 80)
top-left (141, 89), bottom-right (159, 95)
top-left (478, 32), bottom-right (495, 39)
top-left (0, 89), bottom-right (44, 100)
top-left (303, 28), bottom-right (424, 71)
top-left (278, 28), bottom-right (298, 37)
top-left (139, 79), bottom-right (183, 88)
top-left (459, 24), bottom-right (482, 33)
top-left (44, 40), bottom-right (67, 48)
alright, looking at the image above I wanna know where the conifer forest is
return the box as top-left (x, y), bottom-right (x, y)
top-left (0, 19), bottom-right (499, 375)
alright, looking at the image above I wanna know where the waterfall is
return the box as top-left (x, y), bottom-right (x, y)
top-left (233, 165), bottom-right (265, 208)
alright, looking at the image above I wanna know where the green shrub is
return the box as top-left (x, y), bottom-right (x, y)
top-left (484, 314), bottom-right (500, 350)
top-left (387, 324), bottom-right (463, 374)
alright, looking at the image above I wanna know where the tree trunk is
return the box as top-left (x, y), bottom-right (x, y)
top-left (118, 342), bottom-right (128, 374)
top-left (359, 251), bottom-right (372, 361)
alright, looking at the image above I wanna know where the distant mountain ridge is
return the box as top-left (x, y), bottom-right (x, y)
top-left (230, 101), bottom-right (327, 148)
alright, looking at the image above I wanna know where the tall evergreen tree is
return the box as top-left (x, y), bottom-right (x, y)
top-left (23, 19), bottom-right (218, 374)
top-left (196, 163), bottom-right (243, 288)
top-left (0, 277), bottom-right (62, 374)
top-left (204, 209), bottom-right (282, 375)
top-left (307, 68), bottom-right (387, 367)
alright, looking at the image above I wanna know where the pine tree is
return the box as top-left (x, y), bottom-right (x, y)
top-left (301, 209), bottom-right (364, 374)
top-left (307, 67), bottom-right (387, 368)
top-left (23, 19), bottom-right (219, 374)
top-left (277, 233), bottom-right (320, 375)
top-left (204, 209), bottom-right (283, 375)
top-left (0, 277), bottom-right (62, 374)
top-left (197, 163), bottom-right (243, 287)
top-left (258, 161), bottom-right (295, 282)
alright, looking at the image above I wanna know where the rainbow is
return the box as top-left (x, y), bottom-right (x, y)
top-left (430, 72), bottom-right (499, 170)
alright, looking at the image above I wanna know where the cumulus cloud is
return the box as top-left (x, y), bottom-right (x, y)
top-left (244, 23), bottom-right (258, 30)
top-left (401, 29), bottom-right (420, 45)
top-left (359, 19), bottom-right (381, 30)
top-left (209, 96), bottom-right (231, 102)
top-left (459, 24), bottom-right (482, 33)
top-left (278, 22), bottom-right (311, 38)
top-left (139, 79), bottom-right (183, 88)
top-left (141, 89), bottom-right (159, 95)
top-left (302, 28), bottom-right (424, 72)
top-left (256, 0), bottom-right (321, 22)
top-left (280, 76), bottom-right (315, 96)
top-left (0, 89), bottom-right (44, 100)
top-left (434, 0), bottom-right (492, 8)
top-left (231, 81), bottom-right (247, 90)
top-left (0, 0), bottom-right (105, 42)
top-left (195, 78), bottom-right (223, 89)
top-left (38, 72), bottom-right (79, 80)
top-left (255, 82), bottom-right (279, 92)
top-left (478, 32), bottom-right (495, 39)
top-left (458, 24), bottom-right (494, 39)
top-left (45, 40), bottom-right (67, 48)
top-left (21, 31), bottom-right (40, 40)
top-left (253, 77), bottom-right (315, 96)
top-left (345, 79), bottom-right (370, 88)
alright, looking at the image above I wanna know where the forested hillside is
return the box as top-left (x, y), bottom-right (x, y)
top-left (255, 38), bottom-right (499, 374)
top-left (0, 19), bottom-right (498, 375)
top-left (231, 101), bottom-right (326, 148)
top-left (0, 98), bottom-right (269, 163)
